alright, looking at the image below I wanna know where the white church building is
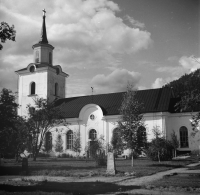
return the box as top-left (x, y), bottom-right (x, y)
top-left (15, 11), bottom-right (200, 156)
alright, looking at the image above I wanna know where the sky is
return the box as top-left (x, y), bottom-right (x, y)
top-left (0, 0), bottom-right (200, 97)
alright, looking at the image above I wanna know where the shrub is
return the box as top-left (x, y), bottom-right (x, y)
top-left (37, 153), bottom-right (50, 157)
top-left (61, 153), bottom-right (68, 158)
top-left (85, 135), bottom-right (106, 166)
top-left (146, 138), bottom-right (173, 161)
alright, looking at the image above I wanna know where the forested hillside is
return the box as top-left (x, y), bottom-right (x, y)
top-left (164, 69), bottom-right (200, 98)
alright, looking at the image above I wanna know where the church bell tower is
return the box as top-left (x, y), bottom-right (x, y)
top-left (15, 10), bottom-right (69, 117)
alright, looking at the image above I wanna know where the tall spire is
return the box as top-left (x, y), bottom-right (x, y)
top-left (39, 9), bottom-right (48, 44)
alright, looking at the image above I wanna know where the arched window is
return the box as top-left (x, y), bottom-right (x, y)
top-left (49, 52), bottom-right (52, 65)
top-left (30, 82), bottom-right (36, 95)
top-left (180, 126), bottom-right (189, 148)
top-left (55, 83), bottom-right (58, 96)
top-left (45, 132), bottom-right (52, 151)
top-left (89, 129), bottom-right (97, 141)
top-left (66, 130), bottom-right (73, 150)
top-left (35, 51), bottom-right (39, 63)
top-left (30, 66), bottom-right (35, 73)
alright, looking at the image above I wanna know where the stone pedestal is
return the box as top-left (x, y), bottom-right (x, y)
top-left (106, 152), bottom-right (116, 175)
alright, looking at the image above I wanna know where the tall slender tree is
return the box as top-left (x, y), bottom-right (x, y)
top-left (117, 84), bottom-right (144, 166)
top-left (55, 133), bottom-right (63, 154)
top-left (72, 131), bottom-right (81, 157)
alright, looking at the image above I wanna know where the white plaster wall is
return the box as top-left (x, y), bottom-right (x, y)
top-left (18, 71), bottom-right (48, 116)
top-left (47, 70), bottom-right (66, 102)
top-left (168, 113), bottom-right (200, 152)
top-left (143, 112), bottom-right (165, 141)
top-left (49, 109), bottom-right (167, 157)
top-left (47, 107), bottom-right (200, 157)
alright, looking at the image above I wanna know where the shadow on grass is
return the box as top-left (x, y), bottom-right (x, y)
top-left (0, 166), bottom-right (105, 176)
top-left (150, 164), bottom-right (183, 168)
top-left (0, 181), bottom-right (139, 195)
top-left (0, 166), bottom-right (22, 176)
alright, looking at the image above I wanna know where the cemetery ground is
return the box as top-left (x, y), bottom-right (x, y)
top-left (0, 156), bottom-right (200, 195)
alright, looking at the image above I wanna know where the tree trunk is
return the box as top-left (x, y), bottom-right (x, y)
top-left (131, 149), bottom-right (134, 167)
top-left (175, 149), bottom-right (176, 158)
top-left (15, 153), bottom-right (19, 162)
top-left (33, 149), bottom-right (38, 161)
top-left (158, 151), bottom-right (160, 163)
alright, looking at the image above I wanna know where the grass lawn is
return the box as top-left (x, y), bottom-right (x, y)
top-left (0, 181), bottom-right (138, 195)
top-left (0, 156), bottom-right (198, 177)
top-left (0, 156), bottom-right (199, 194)
top-left (148, 173), bottom-right (200, 188)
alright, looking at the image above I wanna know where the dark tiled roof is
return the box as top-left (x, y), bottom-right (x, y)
top-left (54, 87), bottom-right (174, 119)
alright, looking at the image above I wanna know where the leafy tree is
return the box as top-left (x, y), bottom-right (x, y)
top-left (136, 126), bottom-right (147, 154)
top-left (72, 131), bottom-right (81, 157)
top-left (0, 22), bottom-right (16, 50)
top-left (55, 134), bottom-right (63, 154)
top-left (11, 116), bottom-right (30, 161)
top-left (164, 69), bottom-right (200, 98)
top-left (0, 88), bottom-right (29, 161)
top-left (26, 98), bottom-right (68, 161)
top-left (164, 69), bottom-right (200, 135)
top-left (85, 135), bottom-right (106, 166)
top-left (111, 128), bottom-right (124, 156)
top-left (147, 126), bottom-right (173, 162)
top-left (43, 132), bottom-right (53, 153)
top-left (0, 88), bottom-right (18, 157)
top-left (171, 130), bottom-right (179, 158)
top-left (117, 84), bottom-right (144, 166)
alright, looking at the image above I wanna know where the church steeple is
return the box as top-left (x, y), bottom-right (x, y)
top-left (39, 9), bottom-right (48, 44)
top-left (32, 9), bottom-right (54, 65)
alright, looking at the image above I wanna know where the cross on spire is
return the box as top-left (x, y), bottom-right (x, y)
top-left (42, 9), bottom-right (46, 17)
top-left (39, 9), bottom-right (48, 44)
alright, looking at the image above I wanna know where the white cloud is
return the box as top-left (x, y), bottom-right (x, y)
top-left (0, 0), bottom-right (152, 95)
top-left (151, 77), bottom-right (177, 89)
top-left (151, 78), bottom-right (164, 89)
top-left (179, 55), bottom-right (200, 72)
top-left (91, 69), bottom-right (141, 93)
top-left (124, 15), bottom-right (145, 28)
top-left (156, 55), bottom-right (200, 78)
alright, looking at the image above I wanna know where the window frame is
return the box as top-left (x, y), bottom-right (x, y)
top-left (66, 130), bottom-right (73, 150)
top-left (30, 82), bottom-right (36, 95)
top-left (180, 126), bottom-right (189, 148)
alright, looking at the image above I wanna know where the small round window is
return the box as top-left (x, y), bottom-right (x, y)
top-left (90, 114), bottom-right (95, 120)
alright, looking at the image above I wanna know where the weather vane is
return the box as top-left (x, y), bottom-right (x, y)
top-left (42, 9), bottom-right (46, 17)
top-left (91, 87), bottom-right (94, 95)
